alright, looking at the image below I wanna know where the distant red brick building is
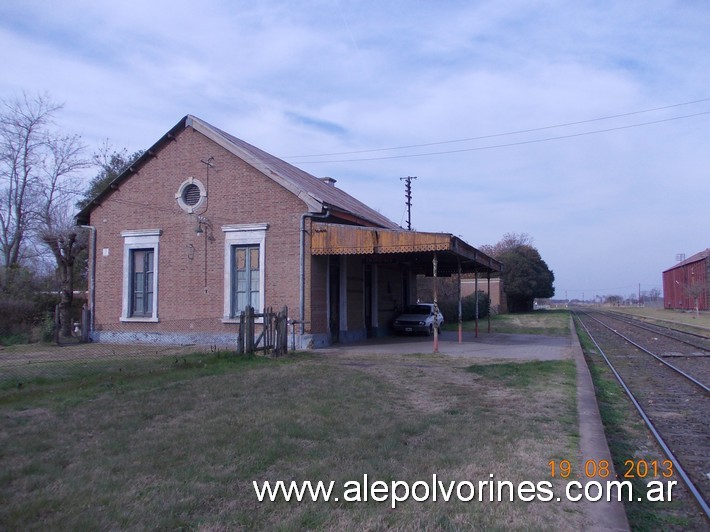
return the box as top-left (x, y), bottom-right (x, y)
top-left (461, 276), bottom-right (507, 314)
top-left (76, 115), bottom-right (500, 347)
top-left (416, 274), bottom-right (506, 316)
top-left (662, 249), bottom-right (709, 311)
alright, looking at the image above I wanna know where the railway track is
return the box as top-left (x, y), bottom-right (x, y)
top-left (602, 309), bottom-right (710, 350)
top-left (573, 309), bottom-right (710, 523)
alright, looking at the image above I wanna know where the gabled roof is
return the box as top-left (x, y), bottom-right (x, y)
top-left (663, 248), bottom-right (710, 273)
top-left (76, 115), bottom-right (400, 230)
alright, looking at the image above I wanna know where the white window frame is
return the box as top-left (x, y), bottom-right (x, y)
top-left (120, 229), bottom-right (161, 322)
top-left (222, 224), bottom-right (268, 322)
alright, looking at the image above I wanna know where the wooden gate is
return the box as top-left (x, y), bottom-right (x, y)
top-left (237, 305), bottom-right (288, 356)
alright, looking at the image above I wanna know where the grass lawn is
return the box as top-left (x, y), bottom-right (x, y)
top-left (0, 317), bottom-right (590, 530)
top-left (446, 309), bottom-right (571, 336)
top-left (609, 306), bottom-right (710, 331)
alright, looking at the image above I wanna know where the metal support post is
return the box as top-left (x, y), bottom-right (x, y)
top-left (433, 253), bottom-right (439, 353)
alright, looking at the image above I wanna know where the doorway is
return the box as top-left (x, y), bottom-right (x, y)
top-left (329, 257), bottom-right (340, 343)
top-left (364, 264), bottom-right (372, 337)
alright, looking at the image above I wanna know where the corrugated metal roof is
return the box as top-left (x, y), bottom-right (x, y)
top-left (311, 222), bottom-right (502, 275)
top-left (311, 223), bottom-right (453, 255)
top-left (190, 116), bottom-right (400, 230)
top-left (76, 115), bottom-right (400, 230)
top-left (663, 248), bottom-right (710, 273)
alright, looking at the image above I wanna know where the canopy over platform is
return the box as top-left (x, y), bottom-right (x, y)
top-left (310, 222), bottom-right (502, 277)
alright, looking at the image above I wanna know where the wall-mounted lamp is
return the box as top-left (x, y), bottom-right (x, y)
top-left (195, 215), bottom-right (211, 235)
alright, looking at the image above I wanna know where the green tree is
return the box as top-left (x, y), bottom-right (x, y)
top-left (482, 233), bottom-right (554, 313)
top-left (76, 141), bottom-right (143, 210)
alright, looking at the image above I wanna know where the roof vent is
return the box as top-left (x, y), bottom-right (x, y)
top-left (320, 177), bottom-right (337, 187)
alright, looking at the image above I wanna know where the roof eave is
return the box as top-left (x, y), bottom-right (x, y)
top-left (75, 115), bottom-right (190, 226)
top-left (187, 116), bottom-right (325, 213)
top-left (450, 235), bottom-right (503, 272)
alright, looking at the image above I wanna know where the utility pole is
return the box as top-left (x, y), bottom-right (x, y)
top-left (400, 176), bottom-right (417, 230)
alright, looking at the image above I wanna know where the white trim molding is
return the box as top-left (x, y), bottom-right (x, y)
top-left (120, 229), bottom-right (162, 322)
top-left (222, 224), bottom-right (268, 321)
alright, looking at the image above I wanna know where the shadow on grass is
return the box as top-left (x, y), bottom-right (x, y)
top-left (466, 359), bottom-right (574, 387)
top-left (0, 349), bottom-right (292, 404)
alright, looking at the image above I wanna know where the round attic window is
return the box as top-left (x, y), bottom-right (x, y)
top-left (182, 184), bottom-right (201, 206)
top-left (175, 177), bottom-right (206, 213)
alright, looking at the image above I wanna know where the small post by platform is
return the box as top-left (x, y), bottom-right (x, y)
top-left (474, 269), bottom-right (479, 338)
top-left (487, 273), bottom-right (492, 333)
top-left (433, 253), bottom-right (439, 353)
top-left (457, 257), bottom-right (463, 343)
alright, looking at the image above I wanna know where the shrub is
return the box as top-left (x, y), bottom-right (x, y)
top-left (438, 291), bottom-right (490, 321)
top-left (0, 293), bottom-right (62, 345)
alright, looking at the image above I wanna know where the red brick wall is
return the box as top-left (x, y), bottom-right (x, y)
top-left (89, 126), bottom-right (311, 338)
top-left (663, 257), bottom-right (709, 311)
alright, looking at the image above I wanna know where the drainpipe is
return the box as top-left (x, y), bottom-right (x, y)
top-left (300, 207), bottom-right (330, 341)
top-left (80, 225), bottom-right (96, 335)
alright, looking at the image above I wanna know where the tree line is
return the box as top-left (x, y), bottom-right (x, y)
top-left (0, 92), bottom-right (140, 341)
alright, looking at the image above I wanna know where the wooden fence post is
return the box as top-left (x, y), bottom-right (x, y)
top-left (276, 306), bottom-right (288, 356)
top-left (237, 305), bottom-right (289, 357)
top-left (245, 305), bottom-right (254, 353)
top-left (262, 306), bottom-right (269, 357)
top-left (237, 310), bottom-right (245, 355)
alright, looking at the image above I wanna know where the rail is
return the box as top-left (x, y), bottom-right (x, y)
top-left (574, 312), bottom-right (710, 519)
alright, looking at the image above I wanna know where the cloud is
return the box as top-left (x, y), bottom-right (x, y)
top-left (1, 0), bottom-right (709, 297)
top-left (284, 112), bottom-right (348, 136)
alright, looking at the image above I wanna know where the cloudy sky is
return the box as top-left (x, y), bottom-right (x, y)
top-left (1, 0), bottom-right (708, 300)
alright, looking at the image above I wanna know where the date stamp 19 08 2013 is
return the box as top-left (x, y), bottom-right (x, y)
top-left (549, 459), bottom-right (674, 479)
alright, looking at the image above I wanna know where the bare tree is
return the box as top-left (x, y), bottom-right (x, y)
top-left (39, 213), bottom-right (89, 336)
top-left (0, 93), bottom-right (56, 284)
top-left (685, 281), bottom-right (705, 318)
top-left (0, 92), bottom-right (88, 335)
top-left (479, 232), bottom-right (534, 258)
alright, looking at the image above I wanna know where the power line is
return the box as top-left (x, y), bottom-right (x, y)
top-left (563, 284), bottom-right (660, 294)
top-left (290, 110), bottom-right (710, 164)
top-left (283, 98), bottom-right (710, 159)
top-left (285, 98), bottom-right (710, 159)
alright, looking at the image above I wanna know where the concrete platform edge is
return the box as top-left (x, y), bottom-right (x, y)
top-left (571, 316), bottom-right (630, 531)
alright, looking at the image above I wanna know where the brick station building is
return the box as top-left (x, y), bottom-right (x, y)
top-left (76, 115), bottom-right (501, 348)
